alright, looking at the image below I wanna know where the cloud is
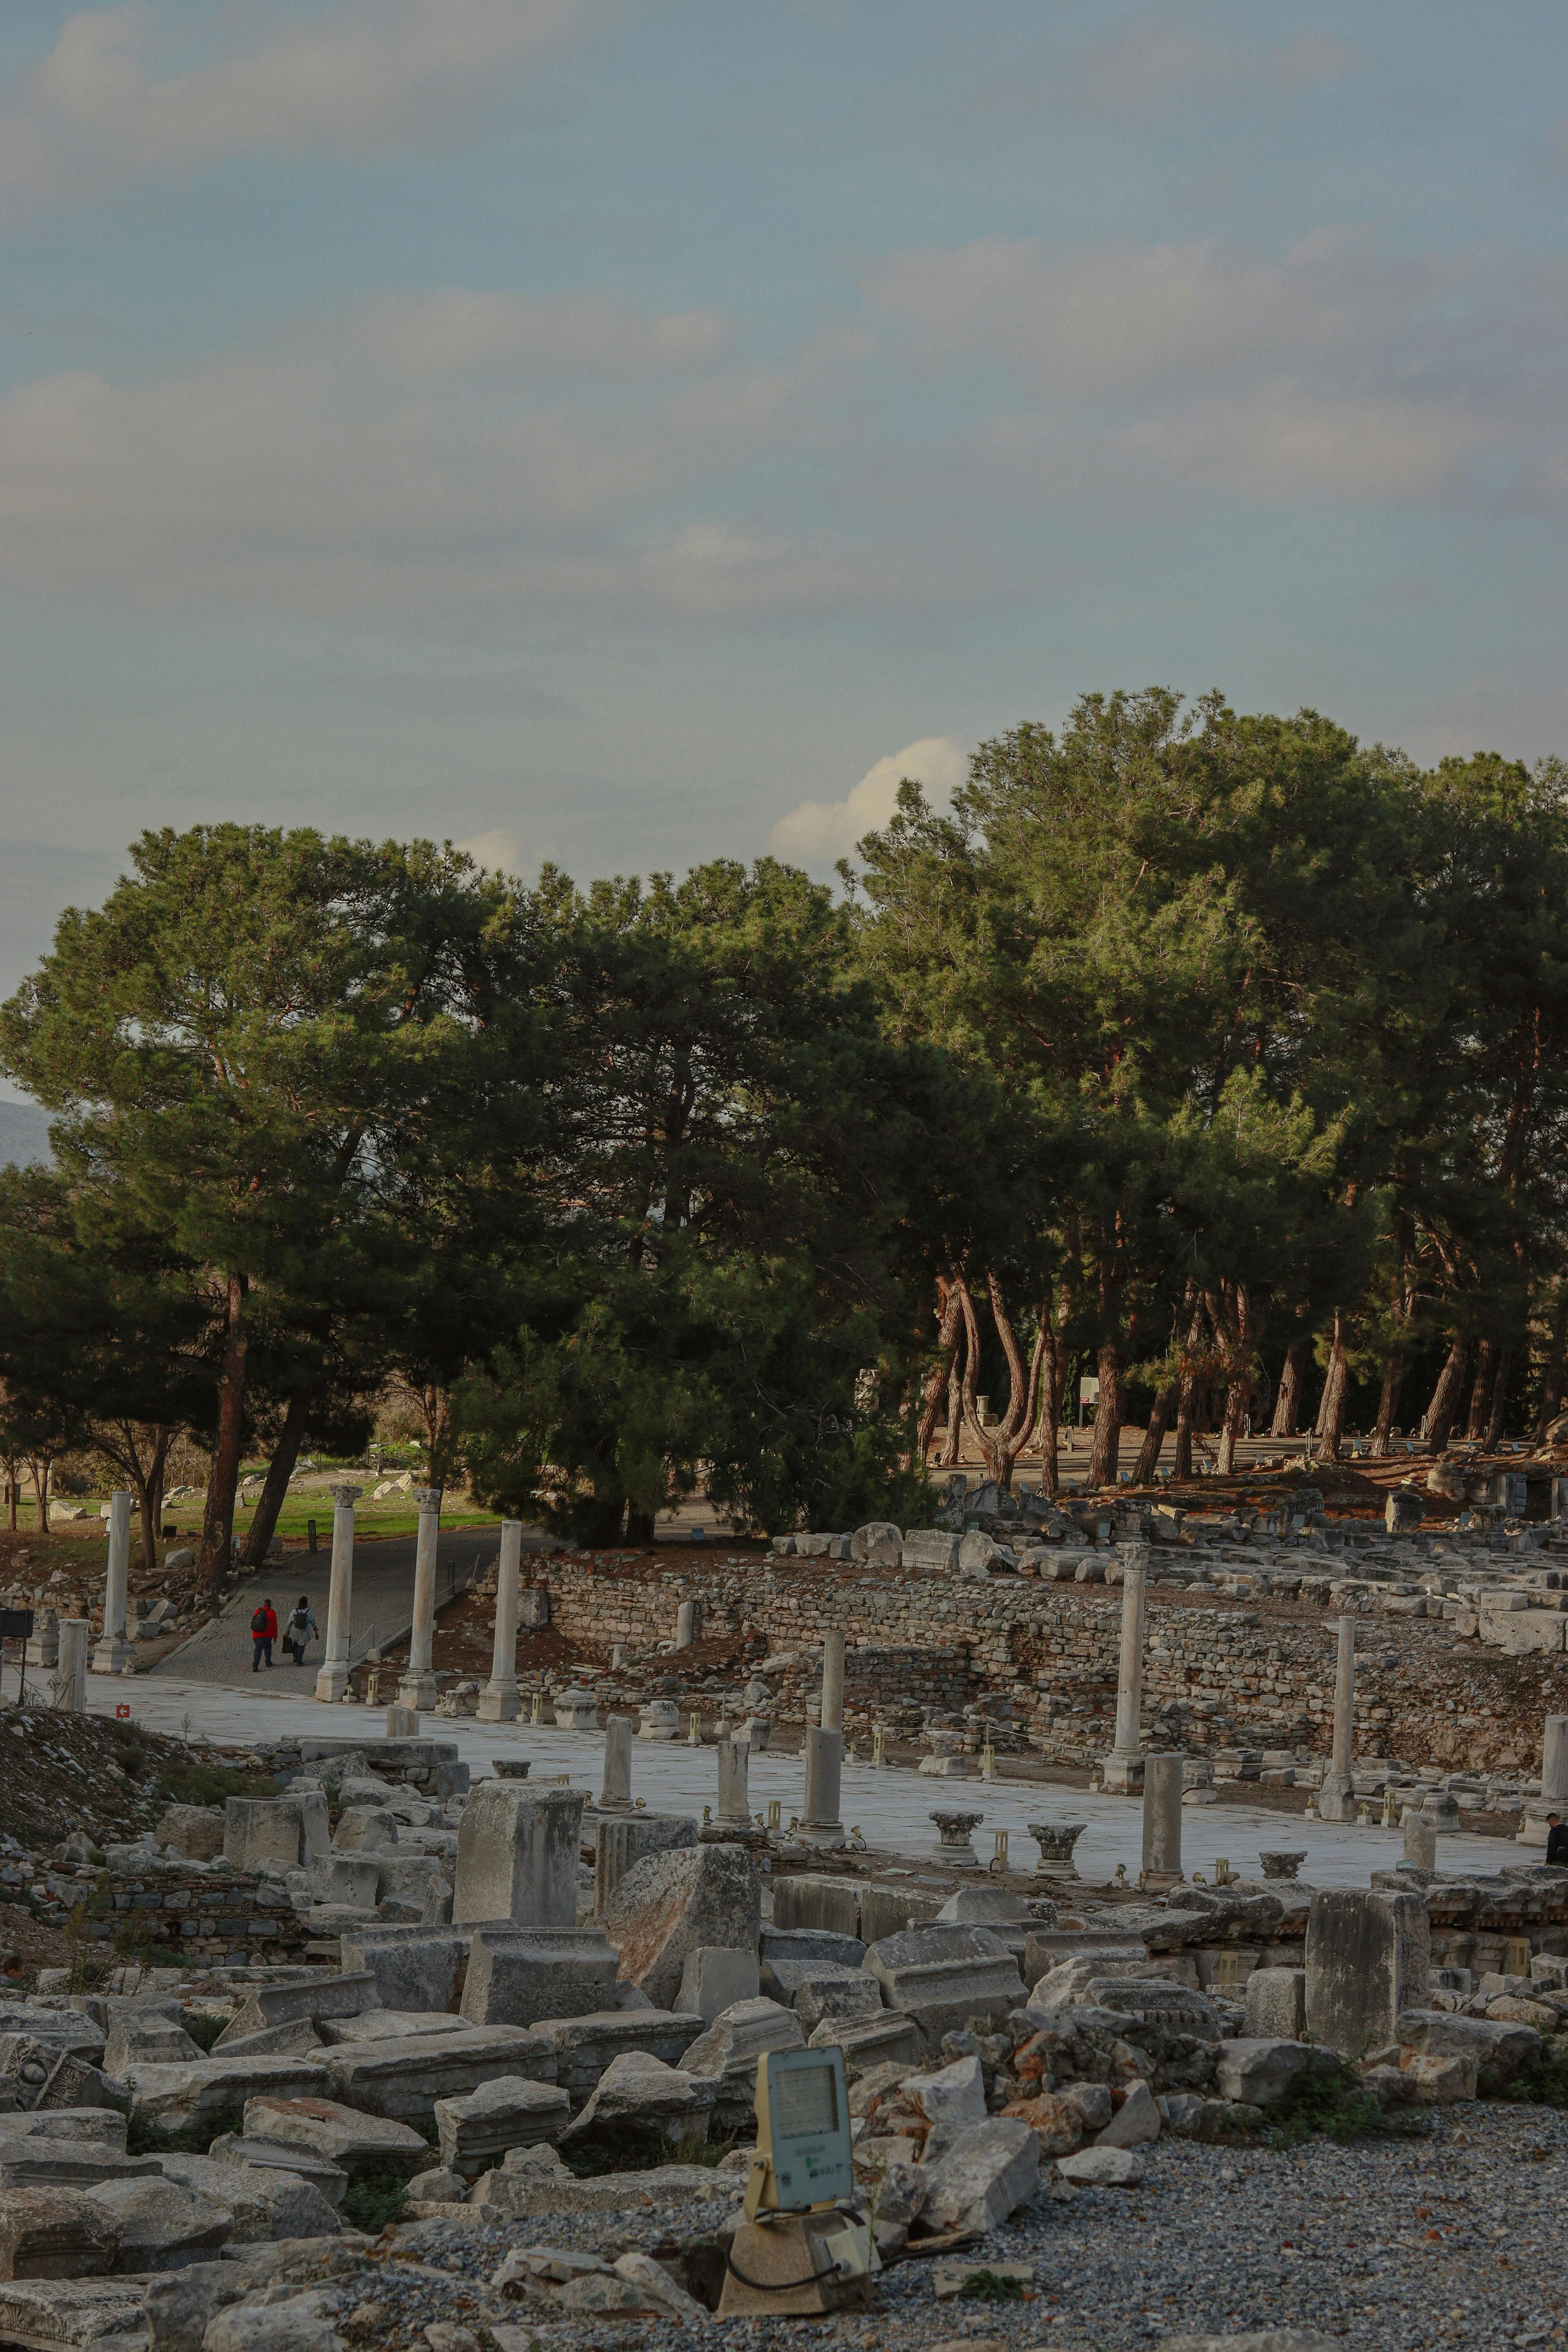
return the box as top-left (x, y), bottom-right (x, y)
top-left (456, 827), bottom-right (527, 875)
top-left (348, 291), bottom-right (732, 379)
top-left (866, 230), bottom-right (1560, 511)
top-left (768, 736), bottom-right (967, 866)
top-left (1071, 24), bottom-right (1355, 117)
top-left (0, 0), bottom-right (588, 227)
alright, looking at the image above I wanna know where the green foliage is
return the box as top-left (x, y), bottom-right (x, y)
top-left (1266, 2063), bottom-right (1429, 2148)
top-left (956, 2269), bottom-right (1027, 2303)
top-left (1496, 2051), bottom-right (1568, 2107)
top-left (341, 2164), bottom-right (411, 2230)
top-left (183, 2012), bottom-right (229, 2054)
top-left (156, 1757), bottom-right (279, 1807)
top-left (127, 2095), bottom-right (245, 2156)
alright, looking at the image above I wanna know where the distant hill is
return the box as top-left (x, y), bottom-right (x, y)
top-left (0, 1101), bottom-right (52, 1168)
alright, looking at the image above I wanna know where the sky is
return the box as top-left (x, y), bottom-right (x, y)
top-left (1, 0), bottom-right (1567, 1007)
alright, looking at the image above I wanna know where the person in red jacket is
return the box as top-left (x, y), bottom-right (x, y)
top-left (250, 1597), bottom-right (277, 1672)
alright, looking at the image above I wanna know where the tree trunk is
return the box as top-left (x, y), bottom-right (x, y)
top-left (1424, 1332), bottom-right (1468, 1453)
top-left (1370, 1365), bottom-right (1402, 1457)
top-left (1087, 1342), bottom-right (1124, 1488)
top-left (916, 1278), bottom-right (965, 1465)
top-left (241, 1387), bottom-right (312, 1568)
top-left (28, 1455), bottom-right (51, 1535)
top-left (942, 1352), bottom-right (963, 1466)
top-left (1270, 1337), bottom-right (1312, 1437)
top-left (1315, 1310), bottom-right (1350, 1463)
top-left (1483, 1346), bottom-right (1513, 1450)
top-left (1465, 1339), bottom-right (1498, 1442)
top-left (1535, 1282), bottom-right (1568, 1441)
top-left (1131, 1377), bottom-right (1176, 1486)
top-left (133, 1429), bottom-right (171, 1575)
top-left (198, 1272), bottom-right (249, 1594)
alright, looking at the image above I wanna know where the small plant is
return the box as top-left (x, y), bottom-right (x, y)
top-left (127, 2094), bottom-right (246, 2157)
top-left (157, 1758), bottom-right (278, 1807)
top-left (341, 2165), bottom-right (410, 2231)
top-left (957, 2270), bottom-right (1026, 2304)
top-left (184, 2012), bottom-right (229, 2053)
top-left (1267, 2063), bottom-right (1429, 2149)
top-left (1497, 2052), bottom-right (1568, 2107)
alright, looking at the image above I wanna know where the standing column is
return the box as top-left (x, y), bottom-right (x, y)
top-left (397, 1486), bottom-right (442, 1711)
top-left (820, 1630), bottom-right (845, 1733)
top-left (92, 1492), bottom-right (132, 1673)
top-left (1140, 1752), bottom-right (1184, 1889)
top-left (717, 1736), bottom-right (751, 1831)
top-left (1102, 1545), bottom-right (1148, 1793)
top-left (600, 1715), bottom-right (633, 1809)
top-left (477, 1520), bottom-right (523, 1722)
top-left (1519, 1715), bottom-right (1568, 1846)
top-left (314, 1484), bottom-right (361, 1703)
top-left (1317, 1615), bottom-right (1356, 1821)
top-left (57, 1619), bottom-right (88, 1712)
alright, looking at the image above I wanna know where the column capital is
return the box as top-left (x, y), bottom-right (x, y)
top-left (328, 1483), bottom-right (361, 1508)
top-left (414, 1486), bottom-right (443, 1514)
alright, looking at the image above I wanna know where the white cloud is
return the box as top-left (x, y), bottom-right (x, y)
top-left (0, 0), bottom-right (587, 227)
top-left (768, 736), bottom-right (967, 867)
top-left (1072, 24), bottom-right (1355, 117)
top-left (348, 290), bottom-right (731, 379)
top-left (456, 828), bottom-right (526, 875)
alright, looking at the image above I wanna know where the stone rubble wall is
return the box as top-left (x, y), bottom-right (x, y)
top-left (2, 1854), bottom-right (313, 1965)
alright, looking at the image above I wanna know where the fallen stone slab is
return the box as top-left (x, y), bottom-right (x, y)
top-left (808, 2012), bottom-right (924, 2074)
top-left (317, 2010), bottom-right (472, 2045)
top-left (204, 2136), bottom-right (348, 2209)
top-left (196, 2021), bottom-right (324, 2063)
top-left (0, 2112), bottom-right (129, 2156)
top-left (681, 1997), bottom-right (804, 2132)
top-left (216, 1976), bottom-right (378, 2053)
top-left (319, 2025), bottom-right (555, 2121)
top-left (0, 2040), bottom-right (131, 2119)
top-left (601, 1844), bottom-right (760, 2011)
top-left (1213, 2040), bottom-right (1340, 2109)
top-left (0, 2149), bottom-right (163, 2193)
top-left (81, 2174), bottom-right (232, 2272)
top-left (459, 1927), bottom-right (620, 2029)
top-left (674, 1946), bottom-right (760, 2024)
top-left (557, 2051), bottom-right (716, 2164)
top-left (435, 2076), bottom-right (572, 2176)
top-left (118, 2056), bottom-right (330, 2132)
top-left (767, 1961), bottom-right (882, 2037)
top-left (338, 1929), bottom-right (466, 2014)
top-left (102, 2016), bottom-right (201, 2075)
top-left (1056, 2145), bottom-right (1147, 2187)
top-left (151, 2156), bottom-right (340, 2246)
top-left (241, 2096), bottom-right (430, 2181)
top-left (864, 1926), bottom-right (1027, 2053)
top-left (470, 2159), bottom-right (725, 2219)
top-left (0, 2188), bottom-right (120, 2279)
top-left (1395, 2008), bottom-right (1543, 2087)
top-left (0, 2275), bottom-right (147, 2352)
top-left (906, 2055), bottom-right (987, 2130)
top-left (917, 2117), bottom-right (1038, 2232)
top-left (528, 2010), bottom-right (702, 2108)
top-left (758, 1926), bottom-right (866, 1985)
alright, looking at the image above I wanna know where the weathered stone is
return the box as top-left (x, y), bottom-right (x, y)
top-left (998, 2088), bottom-right (1083, 2154)
top-left (759, 1925), bottom-right (867, 1983)
top-left (454, 1786), bottom-right (583, 1929)
top-left (241, 2096), bottom-right (430, 2181)
top-left (331, 1806), bottom-right (397, 1854)
top-left (149, 2156), bottom-right (341, 2247)
top-left (1305, 1891), bottom-right (1430, 2061)
top-left (592, 1812), bottom-right (698, 1914)
top-left (863, 1925), bottom-right (1026, 2054)
top-left (223, 1797), bottom-right (327, 1875)
top-left (204, 2137), bottom-right (348, 2210)
top-left (338, 1929), bottom-right (465, 2014)
top-left (319, 2026), bottom-right (556, 2122)
top-left (459, 1927), bottom-right (620, 2029)
top-left (155, 1806), bottom-right (225, 1863)
top-left (1213, 2040), bottom-right (1339, 2107)
top-left (0, 2189), bottom-right (118, 2279)
top-left (204, 2298), bottom-right (343, 2352)
top-left (808, 2012), bottom-right (925, 2074)
top-left (906, 2055), bottom-right (986, 2129)
top-left (1056, 2145), bottom-right (1147, 2187)
top-left (434, 2076), bottom-right (571, 2176)
top-left (769, 1877), bottom-right (862, 1939)
top-left (1395, 2009), bottom-right (1542, 2088)
top-left (557, 2051), bottom-right (716, 2164)
top-left (1095, 2080), bottom-right (1162, 2147)
top-left (80, 2174), bottom-right (232, 2271)
top-left (918, 2118), bottom-right (1038, 2232)
top-left (681, 1996), bottom-right (805, 2134)
top-left (674, 1947), bottom-right (760, 2024)
top-left (471, 2157), bottom-right (720, 2218)
top-left (600, 1843), bottom-right (760, 2010)
top-left (1243, 1968), bottom-right (1307, 2042)
top-left (528, 2011), bottom-right (703, 2108)
top-left (118, 2057), bottom-right (330, 2132)
top-left (102, 2016), bottom-right (202, 2076)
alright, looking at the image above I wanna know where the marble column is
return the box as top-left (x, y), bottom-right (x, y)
top-left (477, 1520), bottom-right (523, 1722)
top-left (314, 1483), bottom-right (361, 1703)
top-left (600, 1715), bottom-right (633, 1809)
top-left (821, 1630), bottom-right (845, 1734)
top-left (1102, 1545), bottom-right (1148, 1793)
top-left (1402, 1805), bottom-right (1437, 1869)
top-left (800, 1728), bottom-right (844, 1846)
top-left (92, 1492), bottom-right (132, 1673)
top-left (717, 1736), bottom-right (751, 1831)
top-left (397, 1485), bottom-right (442, 1711)
top-left (1316, 1616), bottom-right (1356, 1822)
top-left (1140, 1752), bottom-right (1184, 1889)
top-left (57, 1619), bottom-right (87, 1712)
top-left (675, 1599), bottom-right (698, 1649)
top-left (1518, 1715), bottom-right (1568, 1846)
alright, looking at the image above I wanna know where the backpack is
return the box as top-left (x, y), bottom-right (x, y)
top-left (251, 1608), bottom-right (269, 1635)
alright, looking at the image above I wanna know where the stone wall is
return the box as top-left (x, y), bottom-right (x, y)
top-left (10, 1858), bottom-right (312, 1966)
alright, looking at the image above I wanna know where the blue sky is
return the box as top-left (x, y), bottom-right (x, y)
top-left (1, 0), bottom-right (1566, 991)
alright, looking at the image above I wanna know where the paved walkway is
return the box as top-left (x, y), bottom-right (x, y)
top-left (53, 1668), bottom-right (1529, 1892)
top-left (148, 1528), bottom-right (499, 1691)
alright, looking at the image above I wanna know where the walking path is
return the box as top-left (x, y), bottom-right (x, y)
top-left (48, 1666), bottom-right (1526, 1892)
top-left (147, 1528), bottom-right (499, 1691)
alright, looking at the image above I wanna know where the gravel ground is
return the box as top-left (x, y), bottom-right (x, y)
top-left (340, 2105), bottom-right (1568, 2351)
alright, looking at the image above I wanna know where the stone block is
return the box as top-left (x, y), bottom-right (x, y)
top-left (530, 2011), bottom-right (703, 2108)
top-left (338, 1928), bottom-right (465, 2013)
top-left (863, 1924), bottom-right (1026, 2054)
top-left (674, 1947), bottom-right (760, 2024)
top-left (454, 1785), bottom-right (583, 1929)
top-left (769, 1876), bottom-right (861, 1939)
top-left (459, 1927), bottom-right (620, 2029)
top-left (1055, 2146), bottom-right (1146, 2187)
top-left (223, 1798), bottom-right (319, 1875)
top-left (86, 2172), bottom-right (238, 2272)
top-left (102, 2016), bottom-right (201, 2076)
top-left (203, 2136), bottom-right (347, 2210)
top-left (998, 2088), bottom-right (1083, 2154)
top-left (901, 1530), bottom-right (960, 1574)
top-left (601, 1843), bottom-right (760, 2010)
top-left (319, 2026), bottom-right (556, 2122)
top-left (856, 1887), bottom-right (944, 1944)
top-left (906, 2054), bottom-right (986, 2129)
top-left (0, 2188), bottom-right (119, 2279)
top-left (1395, 2009), bottom-right (1542, 2089)
top-left (808, 2013), bottom-right (924, 2074)
top-left (115, 2057), bottom-right (330, 2133)
top-left (1243, 1967), bottom-right (1307, 2041)
top-left (758, 1925), bottom-right (867, 1981)
top-left (1305, 1890), bottom-right (1430, 2061)
top-left (307, 1857), bottom-right (379, 1911)
top-left (557, 2051), bottom-right (715, 2164)
top-left (1213, 2039), bottom-right (1339, 2107)
top-left (781, 1965), bottom-right (883, 2038)
top-left (240, 2096), bottom-right (430, 2180)
top-left (681, 1996), bottom-right (805, 2134)
top-left (1095, 2080), bottom-right (1161, 2147)
top-left (434, 2075), bottom-right (571, 2176)
top-left (154, 1806), bottom-right (225, 1863)
top-left (152, 2154), bottom-right (339, 2248)
top-left (592, 1812), bottom-right (698, 1914)
top-left (375, 1855), bottom-right (442, 1907)
top-left (331, 1807), bottom-right (397, 1854)
top-left (917, 2117), bottom-right (1038, 2232)
top-left (1485, 1609), bottom-right (1566, 1655)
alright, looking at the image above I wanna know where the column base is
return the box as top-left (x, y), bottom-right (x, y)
top-left (397, 1671), bottom-right (437, 1711)
top-left (1139, 1869), bottom-right (1183, 1894)
top-left (91, 1640), bottom-right (127, 1675)
top-left (477, 1685), bottom-right (521, 1722)
top-left (315, 1664), bottom-right (349, 1703)
top-left (797, 1820), bottom-right (846, 1847)
top-left (1316, 1770), bottom-right (1355, 1822)
top-left (1517, 1804), bottom-right (1555, 1846)
top-left (1101, 1753), bottom-right (1145, 1794)
top-left (933, 1846), bottom-right (980, 1868)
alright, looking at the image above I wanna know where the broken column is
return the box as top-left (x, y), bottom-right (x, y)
top-left (716, 1737), bottom-right (750, 1832)
top-left (1519, 1715), bottom-right (1568, 1846)
top-left (314, 1482), bottom-right (361, 1703)
top-left (396, 1485), bottom-right (442, 1713)
top-left (1316, 1615), bottom-right (1356, 1821)
top-left (477, 1520), bottom-right (523, 1723)
top-left (600, 1715), bottom-right (633, 1810)
top-left (56, 1619), bottom-right (87, 1712)
top-left (1140, 1752), bottom-right (1183, 1890)
top-left (1304, 1887), bottom-right (1430, 2058)
top-left (675, 1599), bottom-right (698, 1649)
top-left (91, 1491), bottom-right (132, 1674)
top-left (454, 1782), bottom-right (584, 1926)
top-left (799, 1633), bottom-right (844, 1846)
top-left (1402, 1805), bottom-right (1437, 1869)
top-left (1101, 1544), bottom-right (1147, 1793)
